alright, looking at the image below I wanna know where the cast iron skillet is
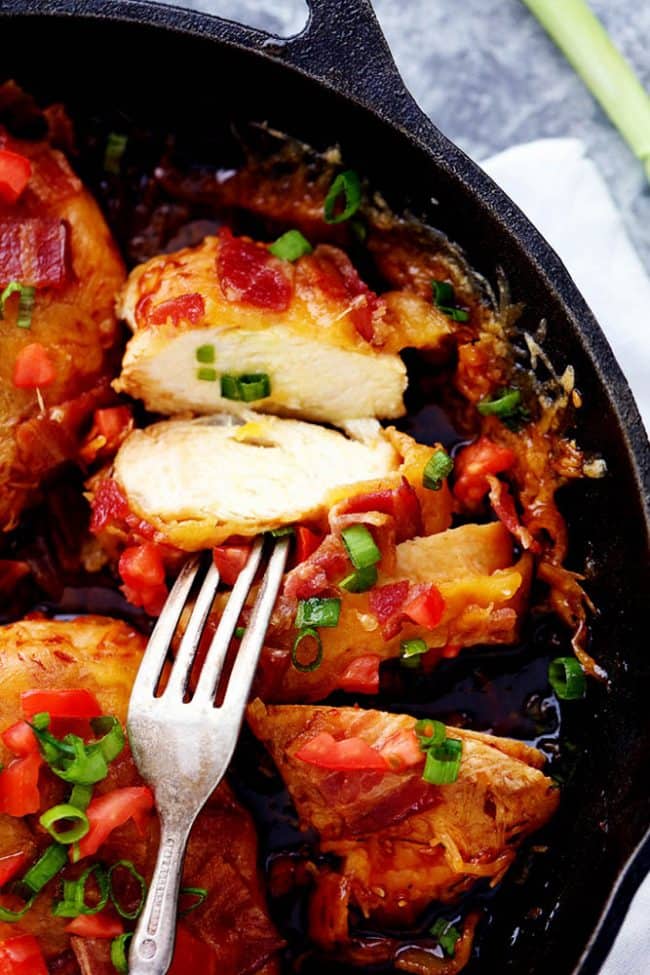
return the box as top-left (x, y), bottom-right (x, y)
top-left (1, 1), bottom-right (649, 973)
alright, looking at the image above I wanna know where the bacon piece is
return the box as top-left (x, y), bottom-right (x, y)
top-left (332, 478), bottom-right (422, 543)
top-left (149, 292), bottom-right (205, 326)
top-left (70, 938), bottom-right (114, 975)
top-left (217, 230), bottom-right (292, 311)
top-left (368, 581), bottom-right (409, 640)
top-left (299, 244), bottom-right (385, 343)
top-left (0, 216), bottom-right (68, 288)
top-left (89, 478), bottom-right (129, 534)
top-left (282, 535), bottom-right (349, 603)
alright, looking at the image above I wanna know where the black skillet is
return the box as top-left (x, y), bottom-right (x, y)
top-left (1, 1), bottom-right (649, 973)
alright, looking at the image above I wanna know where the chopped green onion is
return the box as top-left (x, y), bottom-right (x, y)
top-left (197, 367), bottom-right (217, 382)
top-left (0, 896), bottom-right (35, 922)
top-left (291, 628), bottom-right (323, 673)
top-left (0, 282), bottom-right (35, 328)
top-left (430, 917), bottom-right (461, 957)
top-left (295, 597), bottom-right (341, 629)
top-left (39, 804), bottom-right (89, 844)
top-left (423, 737), bottom-right (463, 785)
top-left (104, 132), bottom-right (128, 175)
top-left (400, 639), bottom-right (428, 669)
top-left (548, 657), bottom-right (586, 700)
top-left (21, 843), bottom-right (68, 895)
top-left (69, 784), bottom-right (93, 811)
top-left (338, 565), bottom-right (378, 593)
top-left (31, 712), bottom-right (49, 731)
top-left (350, 218), bottom-right (367, 242)
top-left (270, 525), bottom-right (295, 537)
top-left (108, 860), bottom-right (147, 920)
top-left (220, 372), bottom-right (271, 402)
top-left (49, 736), bottom-right (109, 785)
top-left (110, 933), bottom-right (133, 973)
top-left (234, 626), bottom-right (246, 639)
top-left (179, 886), bottom-right (208, 916)
top-left (196, 344), bottom-right (215, 363)
top-left (423, 450), bottom-right (454, 491)
top-left (414, 718), bottom-right (446, 748)
top-left (90, 716), bottom-right (126, 764)
top-left (53, 863), bottom-right (109, 917)
top-left (431, 279), bottom-right (470, 322)
top-left (477, 387), bottom-right (521, 418)
top-left (269, 229), bottom-right (313, 261)
top-left (341, 524), bottom-right (381, 570)
top-left (323, 170), bottom-right (362, 224)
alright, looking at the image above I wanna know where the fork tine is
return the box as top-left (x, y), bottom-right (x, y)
top-left (192, 537), bottom-right (265, 705)
top-left (221, 536), bottom-right (290, 712)
top-left (162, 558), bottom-right (221, 700)
top-left (128, 555), bottom-right (201, 704)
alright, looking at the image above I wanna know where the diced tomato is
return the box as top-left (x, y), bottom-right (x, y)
top-left (295, 526), bottom-right (323, 565)
top-left (1, 722), bottom-right (38, 757)
top-left (379, 730), bottom-right (423, 770)
top-left (65, 913), bottom-right (124, 938)
top-left (168, 924), bottom-right (218, 975)
top-left (0, 934), bottom-right (47, 975)
top-left (294, 732), bottom-right (389, 771)
top-left (0, 752), bottom-right (42, 817)
top-left (487, 474), bottom-right (541, 553)
top-left (148, 293), bottom-right (205, 326)
top-left (338, 655), bottom-right (381, 695)
top-left (403, 584), bottom-right (446, 629)
top-left (453, 437), bottom-right (515, 508)
top-left (75, 786), bottom-right (155, 860)
top-left (213, 543), bottom-right (252, 586)
top-left (368, 581), bottom-right (410, 640)
top-left (0, 852), bottom-right (28, 888)
top-left (12, 343), bottom-right (55, 389)
top-left (218, 229), bottom-right (293, 311)
top-left (89, 479), bottom-right (130, 534)
top-left (119, 542), bottom-right (168, 616)
top-left (0, 149), bottom-right (32, 205)
top-left (21, 688), bottom-right (101, 720)
top-left (338, 479), bottom-right (422, 542)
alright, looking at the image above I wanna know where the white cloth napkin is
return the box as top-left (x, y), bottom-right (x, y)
top-left (482, 137), bottom-right (650, 975)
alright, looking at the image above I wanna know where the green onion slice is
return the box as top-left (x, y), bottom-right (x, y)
top-left (53, 863), bottom-right (109, 917)
top-left (295, 597), bottom-right (341, 629)
top-left (90, 717), bottom-right (126, 764)
top-left (431, 279), bottom-right (470, 322)
top-left (69, 784), bottom-right (93, 811)
top-left (423, 738), bottom-right (463, 785)
top-left (21, 843), bottom-right (68, 895)
top-left (341, 524), bottom-right (381, 570)
top-left (291, 628), bottom-right (323, 673)
top-left (196, 344), bottom-right (215, 363)
top-left (430, 917), bottom-right (461, 957)
top-left (401, 639), bottom-right (428, 666)
top-left (0, 282), bottom-right (35, 328)
top-left (220, 372), bottom-right (271, 402)
top-left (338, 565), bottom-right (378, 593)
top-left (108, 860), bottom-right (147, 920)
top-left (234, 626), bottom-right (246, 639)
top-left (270, 525), bottom-right (295, 537)
top-left (548, 657), bottom-right (587, 700)
top-left (104, 132), bottom-right (128, 175)
top-left (414, 718), bottom-right (446, 749)
top-left (269, 229), bottom-right (313, 261)
top-left (179, 886), bottom-right (208, 916)
top-left (197, 367), bottom-right (217, 382)
top-left (49, 736), bottom-right (109, 785)
top-left (0, 281), bottom-right (23, 319)
top-left (110, 933), bottom-right (133, 973)
top-left (323, 170), bottom-right (362, 224)
top-left (39, 804), bottom-right (89, 844)
top-left (423, 449), bottom-right (454, 491)
top-left (477, 387), bottom-right (522, 418)
top-left (0, 896), bottom-right (35, 922)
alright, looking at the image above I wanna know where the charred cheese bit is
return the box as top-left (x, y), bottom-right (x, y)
top-left (112, 414), bottom-right (401, 549)
top-left (115, 235), bottom-right (452, 425)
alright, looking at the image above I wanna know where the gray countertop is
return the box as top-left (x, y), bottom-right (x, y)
top-left (159, 0), bottom-right (650, 271)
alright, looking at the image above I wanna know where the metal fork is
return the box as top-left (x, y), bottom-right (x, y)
top-left (127, 535), bottom-right (290, 975)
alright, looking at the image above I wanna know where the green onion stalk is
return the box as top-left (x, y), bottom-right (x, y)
top-left (521, 0), bottom-right (650, 181)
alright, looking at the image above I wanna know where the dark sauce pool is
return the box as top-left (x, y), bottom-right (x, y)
top-left (0, 109), bottom-right (583, 973)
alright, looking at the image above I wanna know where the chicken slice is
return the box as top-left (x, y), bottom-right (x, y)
top-left (0, 618), bottom-right (281, 974)
top-left (108, 414), bottom-right (402, 549)
top-left (248, 701), bottom-right (559, 934)
top-left (115, 233), bottom-right (453, 425)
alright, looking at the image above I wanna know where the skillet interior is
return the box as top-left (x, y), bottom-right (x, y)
top-left (2, 5), bottom-right (650, 973)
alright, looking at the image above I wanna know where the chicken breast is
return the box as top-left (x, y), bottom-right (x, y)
top-left (107, 414), bottom-right (403, 549)
top-left (0, 130), bottom-right (125, 531)
top-left (0, 618), bottom-right (281, 974)
top-left (115, 232), bottom-right (453, 425)
top-left (248, 701), bottom-right (559, 939)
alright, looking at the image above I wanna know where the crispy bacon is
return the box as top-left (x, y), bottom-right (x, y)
top-left (70, 938), bottom-right (113, 975)
top-left (332, 478), bottom-right (422, 543)
top-left (282, 535), bottom-right (349, 603)
top-left (217, 229), bottom-right (292, 312)
top-left (299, 244), bottom-right (384, 343)
top-left (149, 292), bottom-right (205, 326)
top-left (368, 581), bottom-right (409, 640)
top-left (0, 216), bottom-right (68, 288)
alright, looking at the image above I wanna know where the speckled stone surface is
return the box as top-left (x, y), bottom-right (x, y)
top-left (157, 0), bottom-right (650, 272)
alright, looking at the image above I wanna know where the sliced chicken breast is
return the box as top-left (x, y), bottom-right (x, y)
top-left (110, 414), bottom-right (401, 549)
top-left (115, 233), bottom-right (452, 425)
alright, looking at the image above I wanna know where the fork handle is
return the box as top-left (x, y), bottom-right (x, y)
top-left (128, 813), bottom-right (194, 975)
